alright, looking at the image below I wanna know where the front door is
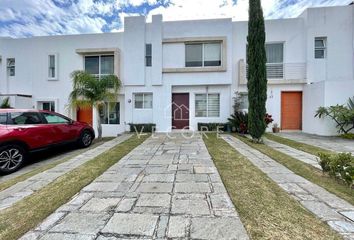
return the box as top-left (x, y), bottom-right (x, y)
top-left (172, 93), bottom-right (189, 129)
top-left (281, 91), bottom-right (302, 130)
top-left (77, 107), bottom-right (93, 126)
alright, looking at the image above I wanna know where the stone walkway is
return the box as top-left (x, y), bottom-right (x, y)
top-left (277, 132), bottom-right (354, 154)
top-left (222, 135), bottom-right (354, 239)
top-left (0, 134), bottom-right (132, 210)
top-left (21, 133), bottom-right (249, 240)
top-left (264, 138), bottom-right (321, 169)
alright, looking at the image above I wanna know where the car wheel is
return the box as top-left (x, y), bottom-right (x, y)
top-left (79, 130), bottom-right (93, 148)
top-left (0, 145), bottom-right (26, 174)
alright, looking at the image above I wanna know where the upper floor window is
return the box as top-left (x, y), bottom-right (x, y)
top-left (265, 43), bottom-right (284, 79)
top-left (315, 37), bottom-right (327, 59)
top-left (84, 55), bottom-right (114, 78)
top-left (7, 58), bottom-right (15, 77)
top-left (145, 44), bottom-right (152, 67)
top-left (48, 54), bottom-right (57, 79)
top-left (134, 93), bottom-right (153, 109)
top-left (185, 42), bottom-right (221, 67)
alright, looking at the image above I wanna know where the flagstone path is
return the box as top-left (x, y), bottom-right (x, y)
top-left (277, 132), bottom-right (354, 154)
top-left (0, 134), bottom-right (132, 211)
top-left (263, 138), bottom-right (321, 169)
top-left (21, 133), bottom-right (249, 240)
top-left (222, 135), bottom-right (354, 239)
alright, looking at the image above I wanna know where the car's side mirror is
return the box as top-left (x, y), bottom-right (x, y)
top-left (68, 120), bottom-right (74, 125)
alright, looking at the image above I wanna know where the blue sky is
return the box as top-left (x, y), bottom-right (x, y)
top-left (0, 0), bottom-right (351, 38)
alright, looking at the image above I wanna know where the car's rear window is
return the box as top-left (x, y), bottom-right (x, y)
top-left (0, 113), bottom-right (7, 124)
top-left (7, 112), bottom-right (43, 125)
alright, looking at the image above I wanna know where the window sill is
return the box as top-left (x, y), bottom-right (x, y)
top-left (163, 66), bottom-right (226, 73)
top-left (48, 78), bottom-right (58, 81)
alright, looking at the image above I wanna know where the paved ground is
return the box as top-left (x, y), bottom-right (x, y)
top-left (21, 133), bottom-right (249, 240)
top-left (0, 140), bottom-right (109, 184)
top-left (0, 134), bottom-right (131, 210)
top-left (278, 132), bottom-right (354, 154)
top-left (264, 138), bottom-right (321, 169)
top-left (223, 135), bottom-right (354, 239)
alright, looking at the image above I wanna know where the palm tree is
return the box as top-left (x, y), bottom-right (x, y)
top-left (69, 70), bottom-right (121, 139)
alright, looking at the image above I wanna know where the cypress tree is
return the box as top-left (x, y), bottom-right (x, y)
top-left (247, 0), bottom-right (267, 142)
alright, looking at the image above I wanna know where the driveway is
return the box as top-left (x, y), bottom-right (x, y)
top-left (277, 132), bottom-right (354, 154)
top-left (0, 139), bottom-right (109, 184)
top-left (22, 133), bottom-right (249, 240)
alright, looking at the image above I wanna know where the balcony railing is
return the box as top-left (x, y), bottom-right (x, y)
top-left (239, 60), bottom-right (306, 84)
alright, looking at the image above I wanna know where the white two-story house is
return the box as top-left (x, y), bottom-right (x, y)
top-left (0, 4), bottom-right (353, 136)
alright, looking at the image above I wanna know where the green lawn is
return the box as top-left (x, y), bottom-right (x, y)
top-left (203, 133), bottom-right (340, 240)
top-left (235, 134), bottom-right (354, 206)
top-left (0, 137), bottom-right (114, 193)
top-left (0, 134), bottom-right (149, 240)
top-left (264, 133), bottom-right (334, 155)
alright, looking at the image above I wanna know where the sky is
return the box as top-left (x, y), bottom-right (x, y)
top-left (0, 0), bottom-right (352, 38)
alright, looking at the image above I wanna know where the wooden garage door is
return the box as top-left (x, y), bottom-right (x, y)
top-left (281, 92), bottom-right (302, 130)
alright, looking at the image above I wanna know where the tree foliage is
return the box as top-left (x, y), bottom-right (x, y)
top-left (315, 97), bottom-right (354, 134)
top-left (69, 71), bottom-right (121, 139)
top-left (247, 0), bottom-right (268, 142)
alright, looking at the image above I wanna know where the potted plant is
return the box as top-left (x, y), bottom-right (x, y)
top-left (272, 123), bottom-right (280, 133)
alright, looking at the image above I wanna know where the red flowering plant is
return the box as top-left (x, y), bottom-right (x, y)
top-left (265, 113), bottom-right (274, 127)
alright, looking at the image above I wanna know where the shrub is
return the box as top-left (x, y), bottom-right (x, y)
top-left (198, 123), bottom-right (229, 132)
top-left (340, 133), bottom-right (354, 140)
top-left (318, 152), bottom-right (354, 187)
top-left (129, 123), bottom-right (156, 133)
top-left (0, 97), bottom-right (11, 109)
top-left (228, 112), bottom-right (249, 134)
top-left (315, 97), bottom-right (354, 134)
top-left (265, 113), bottom-right (274, 126)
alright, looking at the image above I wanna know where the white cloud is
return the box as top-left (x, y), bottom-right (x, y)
top-left (0, 0), bottom-right (351, 38)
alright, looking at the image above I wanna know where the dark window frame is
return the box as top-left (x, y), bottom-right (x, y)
top-left (145, 44), bottom-right (152, 67)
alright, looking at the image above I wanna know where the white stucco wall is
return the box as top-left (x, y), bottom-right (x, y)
top-left (1, 5), bottom-right (353, 137)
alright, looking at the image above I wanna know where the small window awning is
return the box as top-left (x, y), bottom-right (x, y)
top-left (75, 48), bottom-right (119, 55)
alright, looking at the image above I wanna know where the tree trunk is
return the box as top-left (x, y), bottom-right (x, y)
top-left (96, 108), bottom-right (102, 140)
top-left (247, 0), bottom-right (267, 142)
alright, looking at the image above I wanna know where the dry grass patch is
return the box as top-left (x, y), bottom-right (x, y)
top-left (203, 133), bottom-right (341, 240)
top-left (236, 134), bottom-right (354, 206)
top-left (0, 134), bottom-right (148, 240)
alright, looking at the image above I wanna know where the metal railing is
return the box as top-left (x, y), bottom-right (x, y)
top-left (245, 62), bottom-right (306, 80)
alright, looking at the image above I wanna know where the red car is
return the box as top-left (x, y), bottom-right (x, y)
top-left (0, 109), bottom-right (95, 174)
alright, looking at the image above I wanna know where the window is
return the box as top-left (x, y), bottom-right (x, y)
top-left (195, 94), bottom-right (220, 117)
top-left (239, 93), bottom-right (249, 110)
top-left (84, 55), bottom-right (114, 78)
top-left (8, 112), bottom-right (43, 125)
top-left (145, 44), bottom-right (152, 67)
top-left (48, 55), bottom-right (57, 79)
top-left (0, 113), bottom-right (7, 124)
top-left (100, 102), bottom-right (120, 124)
top-left (185, 42), bottom-right (221, 67)
top-left (265, 43), bottom-right (284, 79)
top-left (134, 93), bottom-right (153, 109)
top-left (42, 112), bottom-right (69, 124)
top-left (7, 58), bottom-right (15, 76)
top-left (39, 101), bottom-right (55, 112)
top-left (315, 37), bottom-right (327, 59)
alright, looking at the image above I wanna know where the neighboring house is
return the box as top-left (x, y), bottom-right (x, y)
top-left (0, 5), bottom-right (353, 137)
